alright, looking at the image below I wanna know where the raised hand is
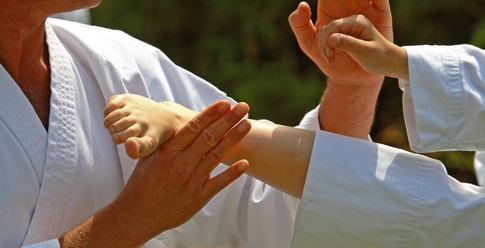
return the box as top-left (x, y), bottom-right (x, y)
top-left (289, 0), bottom-right (392, 84)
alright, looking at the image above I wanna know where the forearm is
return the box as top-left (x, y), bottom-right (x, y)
top-left (150, 102), bottom-right (316, 198)
top-left (319, 79), bottom-right (382, 140)
top-left (225, 120), bottom-right (315, 198)
top-left (317, 44), bottom-right (406, 139)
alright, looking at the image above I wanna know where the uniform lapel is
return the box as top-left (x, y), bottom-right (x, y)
top-left (23, 23), bottom-right (81, 244)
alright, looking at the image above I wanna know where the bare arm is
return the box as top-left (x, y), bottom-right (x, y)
top-left (104, 95), bottom-right (315, 198)
top-left (227, 120), bottom-right (315, 198)
top-left (62, 99), bottom-right (318, 246)
top-left (316, 13), bottom-right (410, 139)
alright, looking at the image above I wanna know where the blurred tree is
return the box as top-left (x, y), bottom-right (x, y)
top-left (91, 0), bottom-right (485, 184)
top-left (92, 0), bottom-right (324, 125)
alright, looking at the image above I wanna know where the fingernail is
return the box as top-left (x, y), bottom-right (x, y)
top-left (330, 34), bottom-right (341, 47)
top-left (218, 102), bottom-right (230, 112)
top-left (236, 161), bottom-right (249, 172)
top-left (234, 104), bottom-right (247, 116)
top-left (237, 120), bottom-right (250, 132)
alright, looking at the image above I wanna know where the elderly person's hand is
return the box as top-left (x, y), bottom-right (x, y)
top-left (60, 100), bottom-right (251, 247)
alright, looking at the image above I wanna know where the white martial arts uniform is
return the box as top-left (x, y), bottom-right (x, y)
top-left (402, 45), bottom-right (485, 186)
top-left (1, 19), bottom-right (301, 248)
top-left (292, 45), bottom-right (485, 247)
top-left (4, 19), bottom-right (485, 247)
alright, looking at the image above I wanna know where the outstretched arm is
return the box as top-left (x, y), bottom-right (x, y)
top-left (289, 1), bottom-right (393, 140)
top-left (104, 94), bottom-right (315, 198)
top-left (228, 120), bottom-right (315, 198)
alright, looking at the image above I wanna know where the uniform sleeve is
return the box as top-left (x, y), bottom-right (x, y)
top-left (295, 105), bottom-right (320, 130)
top-left (474, 152), bottom-right (485, 186)
top-left (401, 45), bottom-right (485, 153)
top-left (291, 131), bottom-right (485, 247)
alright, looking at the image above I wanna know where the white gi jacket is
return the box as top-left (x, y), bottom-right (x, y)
top-left (1, 19), bottom-right (302, 247)
top-left (292, 45), bottom-right (485, 247)
top-left (402, 45), bottom-right (485, 186)
top-left (3, 19), bottom-right (485, 247)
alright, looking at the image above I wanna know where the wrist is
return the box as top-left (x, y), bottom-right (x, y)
top-left (394, 46), bottom-right (410, 81)
top-left (159, 101), bottom-right (198, 140)
top-left (385, 45), bottom-right (409, 81)
top-left (325, 77), bottom-right (383, 99)
top-left (59, 200), bottom-right (149, 248)
top-left (319, 78), bottom-right (382, 140)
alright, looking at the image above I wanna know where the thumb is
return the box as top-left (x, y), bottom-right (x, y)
top-left (288, 2), bottom-right (316, 55)
top-left (329, 33), bottom-right (372, 57)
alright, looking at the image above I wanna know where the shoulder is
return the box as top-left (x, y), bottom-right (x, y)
top-left (46, 18), bottom-right (170, 65)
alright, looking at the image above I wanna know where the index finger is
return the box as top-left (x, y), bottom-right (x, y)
top-left (185, 102), bottom-right (249, 161)
top-left (168, 100), bottom-right (232, 149)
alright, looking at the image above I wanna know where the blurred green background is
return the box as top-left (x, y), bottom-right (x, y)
top-left (90, 0), bottom-right (485, 184)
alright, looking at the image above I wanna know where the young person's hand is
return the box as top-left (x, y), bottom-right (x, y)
top-left (318, 15), bottom-right (409, 80)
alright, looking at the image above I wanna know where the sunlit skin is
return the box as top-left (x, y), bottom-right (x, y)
top-left (0, 0), bottom-right (101, 129)
top-left (0, 0), bottom-right (101, 78)
top-left (317, 14), bottom-right (409, 81)
top-left (0, 0), bottom-right (395, 246)
top-left (62, 100), bottom-right (253, 247)
top-left (103, 94), bottom-right (199, 159)
top-left (289, 1), bottom-right (393, 140)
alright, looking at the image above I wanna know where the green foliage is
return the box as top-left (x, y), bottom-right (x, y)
top-left (92, 0), bottom-right (324, 125)
top-left (91, 0), bottom-right (485, 184)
